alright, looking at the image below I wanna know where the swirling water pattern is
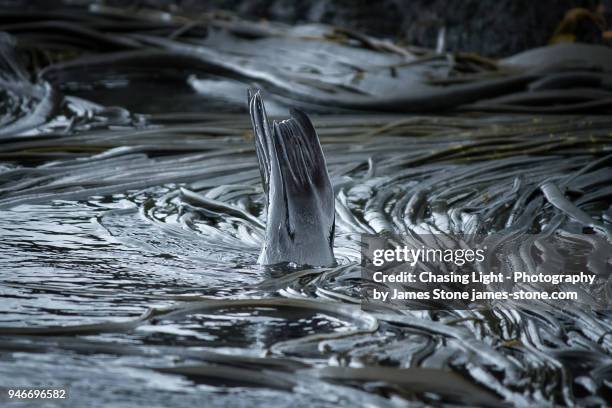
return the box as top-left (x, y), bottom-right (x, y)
top-left (1, 109), bottom-right (611, 407)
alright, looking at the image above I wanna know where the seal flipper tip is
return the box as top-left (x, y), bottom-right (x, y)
top-left (275, 109), bottom-right (331, 194)
top-left (248, 88), bottom-right (274, 196)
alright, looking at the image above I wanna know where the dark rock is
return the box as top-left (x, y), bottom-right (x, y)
top-left (8, 0), bottom-right (610, 56)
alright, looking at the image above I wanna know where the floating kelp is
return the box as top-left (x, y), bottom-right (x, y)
top-left (1, 108), bottom-right (610, 405)
top-left (2, 5), bottom-right (612, 117)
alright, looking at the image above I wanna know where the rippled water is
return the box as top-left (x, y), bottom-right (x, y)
top-left (1, 7), bottom-right (612, 407)
top-left (2, 106), bottom-right (611, 406)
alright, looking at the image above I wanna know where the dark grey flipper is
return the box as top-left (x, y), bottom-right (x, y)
top-left (248, 89), bottom-right (335, 267)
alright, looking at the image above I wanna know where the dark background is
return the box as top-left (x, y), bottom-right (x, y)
top-left (6, 0), bottom-right (611, 56)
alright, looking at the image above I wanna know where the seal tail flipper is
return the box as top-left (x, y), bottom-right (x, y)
top-left (248, 89), bottom-right (335, 266)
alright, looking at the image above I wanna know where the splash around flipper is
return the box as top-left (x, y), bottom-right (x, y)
top-left (248, 89), bottom-right (335, 267)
